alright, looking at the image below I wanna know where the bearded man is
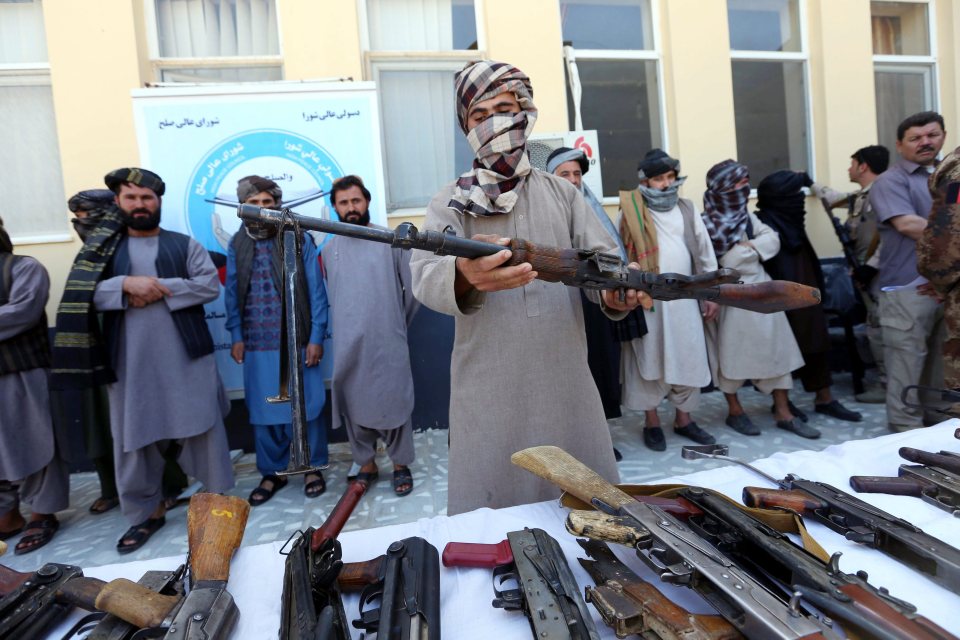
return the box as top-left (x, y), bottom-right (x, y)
top-left (226, 176), bottom-right (329, 504)
top-left (321, 175), bottom-right (418, 497)
top-left (410, 60), bottom-right (642, 515)
top-left (52, 167), bottom-right (234, 553)
top-left (617, 149), bottom-right (719, 452)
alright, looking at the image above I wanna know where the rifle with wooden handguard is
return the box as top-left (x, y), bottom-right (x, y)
top-left (849, 447), bottom-right (960, 517)
top-left (57, 493), bottom-right (249, 639)
top-left (681, 443), bottom-right (960, 595)
top-left (577, 538), bottom-right (741, 640)
top-left (237, 204), bottom-right (821, 314)
top-left (338, 536), bottom-right (441, 639)
top-left (279, 478), bottom-right (370, 640)
top-left (510, 445), bottom-right (844, 640)
top-left (442, 527), bottom-right (600, 639)
top-left (570, 486), bottom-right (956, 640)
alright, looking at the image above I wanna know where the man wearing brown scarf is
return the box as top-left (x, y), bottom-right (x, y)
top-left (410, 60), bottom-right (643, 515)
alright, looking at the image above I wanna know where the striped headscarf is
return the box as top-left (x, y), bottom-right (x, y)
top-left (701, 160), bottom-right (751, 258)
top-left (448, 60), bottom-right (538, 217)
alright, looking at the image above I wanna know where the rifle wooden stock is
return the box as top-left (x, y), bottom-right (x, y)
top-left (741, 487), bottom-right (823, 514)
top-left (850, 476), bottom-right (927, 497)
top-left (187, 493), bottom-right (250, 583)
top-left (337, 555), bottom-right (385, 591)
top-left (567, 510), bottom-right (654, 547)
top-left (310, 479), bottom-right (368, 551)
top-left (59, 576), bottom-right (180, 629)
top-left (0, 564), bottom-right (30, 597)
top-left (511, 446), bottom-right (635, 510)
top-left (712, 281), bottom-right (821, 313)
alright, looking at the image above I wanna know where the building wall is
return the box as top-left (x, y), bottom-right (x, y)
top-left (16, 0), bottom-right (959, 316)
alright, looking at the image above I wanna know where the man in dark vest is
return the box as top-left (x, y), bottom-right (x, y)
top-left (92, 168), bottom-right (234, 553)
top-left (0, 216), bottom-right (69, 554)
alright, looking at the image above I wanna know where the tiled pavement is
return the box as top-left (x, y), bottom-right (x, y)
top-left (1, 377), bottom-right (891, 572)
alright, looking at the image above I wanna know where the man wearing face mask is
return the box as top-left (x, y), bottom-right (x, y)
top-left (225, 175), bottom-right (329, 505)
top-left (617, 149), bottom-right (719, 451)
top-left (411, 61), bottom-right (643, 515)
top-left (52, 168), bottom-right (234, 553)
top-left (68, 189), bottom-right (116, 243)
top-left (321, 175), bottom-right (418, 497)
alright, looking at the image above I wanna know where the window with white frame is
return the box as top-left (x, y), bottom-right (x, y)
top-left (871, 1), bottom-right (937, 154)
top-left (728, 0), bottom-right (811, 186)
top-left (0, 0), bottom-right (68, 243)
top-left (145, 0), bottom-right (282, 83)
top-left (364, 0), bottom-right (480, 212)
top-left (560, 0), bottom-right (664, 197)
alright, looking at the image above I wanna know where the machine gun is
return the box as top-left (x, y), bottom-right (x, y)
top-left (576, 538), bottom-right (741, 640)
top-left (237, 204), bottom-right (822, 315)
top-left (681, 444), bottom-right (960, 594)
top-left (56, 493), bottom-right (249, 639)
top-left (850, 447), bottom-right (960, 517)
top-left (279, 478), bottom-right (371, 640)
top-left (442, 527), bottom-right (600, 639)
top-left (818, 193), bottom-right (877, 302)
top-left (338, 536), bottom-right (441, 639)
top-left (510, 446), bottom-right (846, 640)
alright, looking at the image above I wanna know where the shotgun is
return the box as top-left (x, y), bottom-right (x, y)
top-left (237, 204), bottom-right (821, 315)
top-left (510, 445), bottom-right (843, 640)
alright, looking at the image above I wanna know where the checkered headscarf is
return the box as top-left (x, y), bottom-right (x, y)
top-left (701, 160), bottom-right (752, 258)
top-left (448, 60), bottom-right (538, 217)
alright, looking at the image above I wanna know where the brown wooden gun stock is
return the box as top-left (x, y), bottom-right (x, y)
top-left (741, 487), bottom-right (822, 514)
top-left (310, 479), bottom-right (369, 551)
top-left (59, 493), bottom-right (250, 631)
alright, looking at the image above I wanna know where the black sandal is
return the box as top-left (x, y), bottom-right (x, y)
top-left (14, 518), bottom-right (59, 555)
top-left (353, 469), bottom-right (379, 487)
top-left (248, 474), bottom-right (288, 506)
top-left (304, 472), bottom-right (326, 498)
top-left (392, 467), bottom-right (413, 497)
top-left (116, 516), bottom-right (165, 555)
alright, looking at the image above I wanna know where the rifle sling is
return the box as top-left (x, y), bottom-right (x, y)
top-left (560, 482), bottom-right (831, 563)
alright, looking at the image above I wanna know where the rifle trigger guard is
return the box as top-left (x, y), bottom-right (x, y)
top-left (491, 565), bottom-right (524, 611)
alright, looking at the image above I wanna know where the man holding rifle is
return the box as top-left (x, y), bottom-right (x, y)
top-left (811, 145), bottom-right (889, 403)
top-left (410, 60), bottom-right (642, 515)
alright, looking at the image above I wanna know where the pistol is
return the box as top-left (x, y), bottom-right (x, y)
top-left (442, 528), bottom-right (599, 640)
top-left (339, 536), bottom-right (440, 639)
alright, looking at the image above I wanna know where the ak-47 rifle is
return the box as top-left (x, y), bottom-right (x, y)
top-left (902, 384), bottom-right (960, 420)
top-left (237, 204), bottom-right (821, 315)
top-left (510, 446), bottom-right (845, 640)
top-left (567, 487), bottom-right (956, 640)
top-left (337, 536), bottom-right (441, 639)
top-left (57, 493), bottom-right (250, 639)
top-left (849, 447), bottom-right (960, 517)
top-left (442, 527), bottom-right (600, 639)
top-left (0, 562), bottom-right (84, 639)
top-left (279, 478), bottom-right (371, 640)
top-left (576, 538), bottom-right (741, 640)
top-left (818, 193), bottom-right (877, 302)
top-left (680, 444), bottom-right (960, 594)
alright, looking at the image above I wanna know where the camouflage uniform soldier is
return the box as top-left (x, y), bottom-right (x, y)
top-left (917, 147), bottom-right (960, 390)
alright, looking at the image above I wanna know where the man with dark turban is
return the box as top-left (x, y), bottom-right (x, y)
top-left (0, 216), bottom-right (69, 554)
top-left (700, 161), bottom-right (811, 438)
top-left (616, 149), bottom-right (719, 451)
top-left (410, 60), bottom-right (643, 515)
top-left (68, 189), bottom-right (116, 242)
top-left (53, 167), bottom-right (234, 553)
top-left (225, 175), bottom-right (329, 504)
top-left (917, 147), bottom-right (960, 393)
top-left (756, 170), bottom-right (862, 425)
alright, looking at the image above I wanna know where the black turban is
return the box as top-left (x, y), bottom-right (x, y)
top-left (104, 168), bottom-right (165, 196)
top-left (637, 148), bottom-right (680, 180)
top-left (0, 216), bottom-right (11, 254)
top-left (237, 175), bottom-right (282, 204)
top-left (68, 189), bottom-right (116, 213)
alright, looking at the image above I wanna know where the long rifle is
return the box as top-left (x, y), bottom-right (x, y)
top-left (237, 205), bottom-right (821, 315)
top-left (818, 194), bottom-right (877, 303)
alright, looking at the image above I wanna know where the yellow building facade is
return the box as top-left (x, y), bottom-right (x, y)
top-left (3, 0), bottom-right (957, 315)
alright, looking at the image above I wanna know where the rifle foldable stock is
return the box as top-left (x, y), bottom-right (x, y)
top-left (238, 204), bottom-right (821, 314)
top-left (510, 446), bottom-right (842, 640)
top-left (442, 528), bottom-right (600, 640)
top-left (280, 480), bottom-right (370, 640)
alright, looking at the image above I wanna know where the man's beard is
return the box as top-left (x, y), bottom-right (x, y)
top-left (337, 209), bottom-right (370, 226)
top-left (121, 205), bottom-right (161, 231)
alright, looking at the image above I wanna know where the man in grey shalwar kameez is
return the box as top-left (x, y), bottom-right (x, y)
top-left (410, 60), bottom-right (643, 515)
top-left (95, 168), bottom-right (234, 553)
top-left (0, 217), bottom-right (69, 554)
top-left (322, 175), bottom-right (418, 496)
